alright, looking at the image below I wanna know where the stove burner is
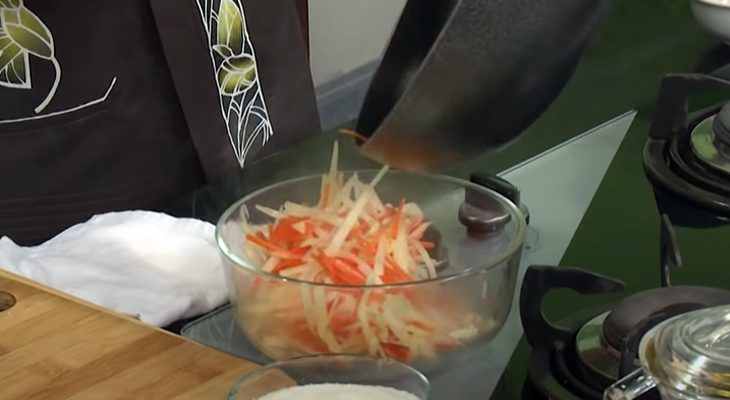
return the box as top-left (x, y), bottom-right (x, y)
top-left (644, 73), bottom-right (730, 222)
top-left (575, 312), bottom-right (615, 383)
top-left (519, 215), bottom-right (730, 400)
top-left (572, 286), bottom-right (730, 390)
top-left (691, 112), bottom-right (730, 177)
top-left (521, 266), bottom-right (624, 400)
top-left (602, 286), bottom-right (730, 354)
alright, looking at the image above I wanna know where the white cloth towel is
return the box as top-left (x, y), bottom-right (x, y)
top-left (0, 211), bottom-right (228, 327)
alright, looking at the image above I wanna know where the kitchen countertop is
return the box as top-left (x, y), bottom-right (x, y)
top-left (0, 269), bottom-right (260, 400)
top-left (163, 0), bottom-right (730, 398)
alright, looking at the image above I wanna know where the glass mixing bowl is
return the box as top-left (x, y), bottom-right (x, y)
top-left (217, 170), bottom-right (526, 365)
top-left (227, 354), bottom-right (430, 400)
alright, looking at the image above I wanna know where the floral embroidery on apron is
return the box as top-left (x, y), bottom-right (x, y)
top-left (0, 0), bottom-right (60, 113)
top-left (195, 0), bottom-right (273, 167)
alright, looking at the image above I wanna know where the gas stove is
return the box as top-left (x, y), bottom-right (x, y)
top-left (644, 71), bottom-right (730, 227)
top-left (519, 215), bottom-right (730, 400)
top-left (514, 70), bottom-right (730, 400)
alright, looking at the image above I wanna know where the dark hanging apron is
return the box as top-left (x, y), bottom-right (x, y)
top-left (0, 0), bottom-right (320, 245)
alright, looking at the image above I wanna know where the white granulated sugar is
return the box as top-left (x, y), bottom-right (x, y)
top-left (257, 384), bottom-right (421, 400)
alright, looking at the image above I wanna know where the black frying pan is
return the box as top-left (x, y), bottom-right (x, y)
top-left (356, 0), bottom-right (613, 170)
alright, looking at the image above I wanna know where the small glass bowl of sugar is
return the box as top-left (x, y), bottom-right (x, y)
top-left (228, 354), bottom-right (430, 400)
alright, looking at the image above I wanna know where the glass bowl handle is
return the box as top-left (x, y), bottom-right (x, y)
top-left (469, 172), bottom-right (530, 224)
top-left (469, 173), bottom-right (520, 205)
top-left (604, 368), bottom-right (657, 400)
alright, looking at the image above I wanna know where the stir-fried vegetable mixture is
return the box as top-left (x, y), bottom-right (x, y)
top-left (238, 142), bottom-right (483, 362)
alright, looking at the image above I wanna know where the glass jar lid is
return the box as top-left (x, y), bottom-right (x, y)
top-left (644, 304), bottom-right (730, 398)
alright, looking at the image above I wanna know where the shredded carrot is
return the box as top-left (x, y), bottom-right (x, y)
top-left (314, 251), bottom-right (366, 285)
top-left (384, 256), bottom-right (411, 283)
top-left (272, 258), bottom-right (304, 273)
top-left (381, 342), bottom-right (411, 362)
top-left (420, 241), bottom-right (435, 249)
top-left (270, 216), bottom-right (308, 243)
top-left (247, 233), bottom-right (285, 253)
top-left (434, 341), bottom-right (456, 352)
top-left (338, 128), bottom-right (369, 142)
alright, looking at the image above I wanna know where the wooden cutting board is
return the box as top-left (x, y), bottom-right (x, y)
top-left (0, 269), bottom-right (261, 400)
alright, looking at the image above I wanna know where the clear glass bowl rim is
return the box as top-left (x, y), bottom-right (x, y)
top-left (216, 169), bottom-right (528, 289)
top-left (226, 353), bottom-right (431, 400)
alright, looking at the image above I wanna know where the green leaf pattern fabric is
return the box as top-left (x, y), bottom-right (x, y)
top-left (216, 0), bottom-right (243, 56)
top-left (196, 0), bottom-right (273, 167)
top-left (0, 0), bottom-right (60, 113)
top-left (0, 29), bottom-right (29, 88)
top-left (0, 0), bottom-right (19, 9)
top-left (217, 54), bottom-right (255, 96)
